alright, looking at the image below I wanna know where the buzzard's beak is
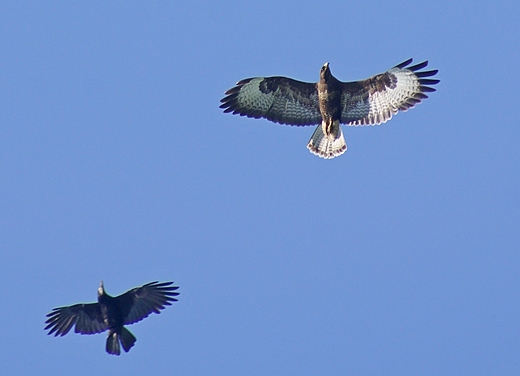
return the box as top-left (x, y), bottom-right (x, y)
top-left (321, 62), bottom-right (330, 75)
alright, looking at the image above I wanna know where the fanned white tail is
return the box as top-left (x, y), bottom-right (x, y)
top-left (307, 120), bottom-right (347, 159)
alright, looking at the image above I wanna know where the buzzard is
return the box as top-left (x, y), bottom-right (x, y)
top-left (45, 281), bottom-right (179, 355)
top-left (220, 59), bottom-right (439, 159)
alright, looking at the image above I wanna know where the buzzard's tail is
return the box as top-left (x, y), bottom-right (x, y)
top-left (307, 121), bottom-right (347, 159)
top-left (106, 328), bottom-right (136, 356)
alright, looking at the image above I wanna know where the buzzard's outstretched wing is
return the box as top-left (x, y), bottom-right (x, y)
top-left (114, 281), bottom-right (180, 326)
top-left (220, 77), bottom-right (321, 126)
top-left (45, 303), bottom-right (106, 336)
top-left (340, 59), bottom-right (439, 126)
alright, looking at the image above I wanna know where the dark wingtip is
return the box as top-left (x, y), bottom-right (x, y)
top-left (395, 58), bottom-right (413, 69)
top-left (419, 78), bottom-right (440, 85)
top-left (420, 86), bottom-right (437, 93)
top-left (236, 78), bottom-right (254, 86)
top-left (408, 61), bottom-right (429, 71)
top-left (416, 69), bottom-right (438, 78)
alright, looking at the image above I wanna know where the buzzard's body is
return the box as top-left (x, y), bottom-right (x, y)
top-left (45, 281), bottom-right (179, 355)
top-left (220, 59), bottom-right (439, 159)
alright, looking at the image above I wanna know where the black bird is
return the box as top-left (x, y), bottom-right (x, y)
top-left (45, 281), bottom-right (179, 355)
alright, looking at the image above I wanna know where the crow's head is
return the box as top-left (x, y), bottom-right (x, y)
top-left (98, 281), bottom-right (105, 297)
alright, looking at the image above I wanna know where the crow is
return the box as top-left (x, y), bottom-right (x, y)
top-left (45, 280), bottom-right (179, 355)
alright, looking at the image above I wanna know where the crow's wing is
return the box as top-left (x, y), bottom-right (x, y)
top-left (115, 281), bottom-right (180, 325)
top-left (220, 77), bottom-right (321, 126)
top-left (45, 302), bottom-right (106, 336)
top-left (340, 59), bottom-right (439, 125)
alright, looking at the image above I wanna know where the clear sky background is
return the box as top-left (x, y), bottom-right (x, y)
top-left (1, 1), bottom-right (519, 375)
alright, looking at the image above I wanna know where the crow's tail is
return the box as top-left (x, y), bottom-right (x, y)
top-left (106, 328), bottom-right (136, 356)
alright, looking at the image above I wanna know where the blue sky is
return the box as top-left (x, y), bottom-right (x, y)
top-left (1, 1), bottom-right (519, 374)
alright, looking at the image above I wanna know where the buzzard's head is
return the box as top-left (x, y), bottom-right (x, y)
top-left (320, 62), bottom-right (331, 81)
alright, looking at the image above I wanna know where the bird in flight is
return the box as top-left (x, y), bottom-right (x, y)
top-left (220, 59), bottom-right (439, 159)
top-left (45, 281), bottom-right (179, 355)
